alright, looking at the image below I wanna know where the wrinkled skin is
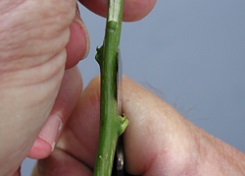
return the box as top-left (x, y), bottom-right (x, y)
top-left (31, 76), bottom-right (245, 176)
top-left (0, 0), bottom-right (156, 175)
top-left (1, 1), bottom-right (245, 176)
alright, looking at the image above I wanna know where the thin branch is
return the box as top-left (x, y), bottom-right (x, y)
top-left (94, 0), bottom-right (128, 175)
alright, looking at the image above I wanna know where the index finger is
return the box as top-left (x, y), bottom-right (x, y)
top-left (79, 0), bottom-right (157, 21)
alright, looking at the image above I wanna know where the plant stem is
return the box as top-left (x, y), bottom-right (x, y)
top-left (94, 0), bottom-right (128, 176)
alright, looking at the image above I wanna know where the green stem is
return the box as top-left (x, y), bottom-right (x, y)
top-left (94, 0), bottom-right (128, 176)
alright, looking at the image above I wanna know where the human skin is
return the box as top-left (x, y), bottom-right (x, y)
top-left (0, 0), bottom-right (156, 175)
top-left (32, 76), bottom-right (245, 176)
top-left (3, 1), bottom-right (245, 176)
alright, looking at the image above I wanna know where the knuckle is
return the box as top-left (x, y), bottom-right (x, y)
top-left (0, 1), bottom-right (75, 68)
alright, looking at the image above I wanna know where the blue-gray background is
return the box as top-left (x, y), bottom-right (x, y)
top-left (22, 0), bottom-right (245, 175)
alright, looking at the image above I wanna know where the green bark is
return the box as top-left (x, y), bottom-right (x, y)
top-left (94, 0), bottom-right (128, 175)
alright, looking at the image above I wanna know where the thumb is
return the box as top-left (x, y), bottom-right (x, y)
top-left (121, 77), bottom-right (198, 175)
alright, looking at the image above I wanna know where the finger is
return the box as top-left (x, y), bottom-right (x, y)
top-left (65, 8), bottom-right (90, 69)
top-left (121, 77), bottom-right (197, 175)
top-left (77, 76), bottom-right (194, 175)
top-left (54, 76), bottom-right (195, 175)
top-left (55, 76), bottom-right (101, 169)
top-left (79, 0), bottom-right (157, 21)
top-left (28, 67), bottom-right (83, 159)
top-left (32, 149), bottom-right (92, 176)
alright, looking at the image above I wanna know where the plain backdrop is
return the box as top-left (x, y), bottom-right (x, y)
top-left (22, 0), bottom-right (245, 175)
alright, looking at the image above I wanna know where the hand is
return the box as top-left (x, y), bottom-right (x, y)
top-left (33, 77), bottom-right (245, 176)
top-left (0, 0), bottom-right (156, 175)
top-left (0, 1), bottom-right (88, 175)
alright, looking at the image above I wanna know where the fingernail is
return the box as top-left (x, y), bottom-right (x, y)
top-left (38, 115), bottom-right (63, 152)
top-left (74, 12), bottom-right (90, 59)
